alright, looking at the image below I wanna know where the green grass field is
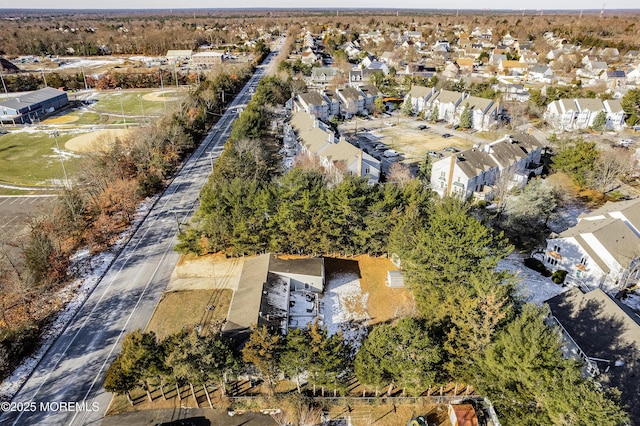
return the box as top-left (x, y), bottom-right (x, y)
top-left (0, 131), bottom-right (83, 187)
top-left (91, 90), bottom-right (184, 118)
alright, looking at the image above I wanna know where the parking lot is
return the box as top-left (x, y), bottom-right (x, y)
top-left (340, 114), bottom-right (491, 171)
top-left (0, 196), bottom-right (56, 240)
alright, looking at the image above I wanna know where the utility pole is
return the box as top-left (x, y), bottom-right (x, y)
top-left (80, 66), bottom-right (88, 90)
top-left (42, 71), bottom-right (48, 88)
top-left (50, 131), bottom-right (70, 189)
top-left (116, 87), bottom-right (127, 128)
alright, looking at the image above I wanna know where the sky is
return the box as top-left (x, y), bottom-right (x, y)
top-left (1, 1), bottom-right (638, 11)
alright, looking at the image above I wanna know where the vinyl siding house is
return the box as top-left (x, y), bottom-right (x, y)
top-left (430, 132), bottom-right (543, 200)
top-left (431, 90), bottom-right (465, 122)
top-left (294, 91), bottom-right (332, 122)
top-left (286, 111), bottom-right (380, 184)
top-left (574, 98), bottom-right (605, 129)
top-left (405, 85), bottom-right (437, 115)
top-left (603, 99), bottom-right (626, 130)
top-left (543, 198), bottom-right (640, 292)
top-left (336, 87), bottom-right (366, 118)
top-left (456, 95), bottom-right (500, 131)
top-left (544, 99), bottom-right (578, 131)
top-left (358, 84), bottom-right (383, 114)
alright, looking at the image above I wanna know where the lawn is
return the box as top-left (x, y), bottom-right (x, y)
top-left (91, 90), bottom-right (185, 118)
top-left (0, 130), bottom-right (84, 187)
top-left (145, 289), bottom-right (232, 341)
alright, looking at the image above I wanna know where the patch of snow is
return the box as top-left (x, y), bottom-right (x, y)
top-left (497, 255), bottom-right (568, 305)
top-left (547, 202), bottom-right (589, 234)
top-left (321, 272), bottom-right (369, 348)
top-left (620, 291), bottom-right (640, 314)
top-left (0, 198), bottom-right (156, 402)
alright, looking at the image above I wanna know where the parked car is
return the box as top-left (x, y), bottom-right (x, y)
top-left (374, 143), bottom-right (387, 150)
top-left (384, 121), bottom-right (395, 127)
top-left (418, 124), bottom-right (430, 130)
top-left (443, 146), bottom-right (460, 152)
top-left (383, 149), bottom-right (399, 157)
top-left (619, 139), bottom-right (634, 147)
top-left (442, 133), bottom-right (453, 138)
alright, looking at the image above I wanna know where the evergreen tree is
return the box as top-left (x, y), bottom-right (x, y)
top-left (429, 105), bottom-right (439, 122)
top-left (104, 355), bottom-right (137, 405)
top-left (242, 325), bottom-right (282, 394)
top-left (591, 110), bottom-right (607, 132)
top-left (473, 304), bottom-right (628, 425)
top-left (459, 103), bottom-right (472, 129)
top-left (551, 138), bottom-right (600, 188)
top-left (119, 330), bottom-right (164, 403)
top-left (280, 328), bottom-right (311, 393)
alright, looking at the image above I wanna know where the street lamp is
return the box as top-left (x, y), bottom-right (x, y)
top-left (138, 94), bottom-right (145, 123)
top-left (115, 87), bottom-right (127, 128)
top-left (50, 130), bottom-right (70, 189)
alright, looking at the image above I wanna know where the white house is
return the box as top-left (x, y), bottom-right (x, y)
top-left (286, 112), bottom-right (380, 184)
top-left (456, 95), bottom-right (500, 131)
top-left (544, 198), bottom-right (640, 292)
top-left (574, 98), bottom-right (605, 129)
top-left (528, 64), bottom-right (553, 83)
top-left (603, 99), bottom-right (626, 130)
top-left (294, 91), bottom-right (333, 122)
top-left (405, 85), bottom-right (437, 115)
top-left (431, 90), bottom-right (465, 122)
top-left (430, 132), bottom-right (543, 200)
top-left (336, 87), bottom-right (366, 118)
top-left (545, 99), bottom-right (579, 130)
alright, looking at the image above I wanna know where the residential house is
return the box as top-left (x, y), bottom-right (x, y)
top-left (455, 58), bottom-right (475, 74)
top-left (336, 87), bottom-right (366, 118)
top-left (349, 68), bottom-right (364, 83)
top-left (303, 32), bottom-right (316, 49)
top-left (430, 132), bottom-right (543, 200)
top-left (442, 62), bottom-right (461, 79)
top-left (575, 98), bottom-right (605, 129)
top-left (518, 51), bottom-right (539, 65)
top-left (431, 90), bottom-right (464, 122)
top-left (364, 60), bottom-right (389, 76)
top-left (301, 48), bottom-right (320, 65)
top-left (404, 63), bottom-right (437, 79)
top-left (294, 91), bottom-right (332, 121)
top-left (310, 67), bottom-right (339, 85)
top-left (358, 84), bottom-right (383, 114)
top-left (544, 99), bottom-right (579, 130)
top-left (287, 112), bottom-right (381, 183)
top-left (222, 253), bottom-right (325, 343)
top-left (405, 85), bottom-right (437, 115)
top-left (322, 89), bottom-right (341, 118)
top-left (545, 287), bottom-right (640, 421)
top-left (604, 70), bottom-right (627, 88)
top-left (528, 64), bottom-right (553, 83)
top-left (498, 60), bottom-right (528, 76)
top-left (543, 198), bottom-right (640, 292)
top-left (343, 42), bottom-right (361, 58)
top-left (603, 99), bottom-right (626, 130)
top-left (457, 95), bottom-right (500, 131)
top-left (493, 82), bottom-right (530, 102)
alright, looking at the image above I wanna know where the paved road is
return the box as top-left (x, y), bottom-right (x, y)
top-left (0, 43), bottom-right (282, 426)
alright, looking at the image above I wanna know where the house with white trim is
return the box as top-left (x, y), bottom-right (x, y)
top-left (405, 85), bottom-right (437, 115)
top-left (456, 95), bottom-right (500, 131)
top-left (430, 132), bottom-right (543, 200)
top-left (543, 198), bottom-right (640, 292)
top-left (431, 90), bottom-right (465, 122)
top-left (603, 99), bottom-right (626, 130)
top-left (574, 98), bottom-right (605, 129)
top-left (294, 91), bottom-right (333, 122)
top-left (545, 99), bottom-right (579, 130)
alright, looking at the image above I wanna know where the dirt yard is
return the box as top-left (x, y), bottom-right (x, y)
top-left (145, 289), bottom-right (232, 340)
top-left (65, 129), bottom-right (131, 152)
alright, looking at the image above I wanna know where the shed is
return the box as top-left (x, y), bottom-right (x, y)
top-left (386, 270), bottom-right (404, 288)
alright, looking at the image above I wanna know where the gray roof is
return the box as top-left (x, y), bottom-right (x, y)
top-left (604, 99), bottom-right (624, 113)
top-left (0, 87), bottom-right (67, 111)
top-left (0, 58), bottom-right (20, 73)
top-left (223, 254), bottom-right (271, 341)
top-left (298, 91), bottom-right (328, 107)
top-left (269, 254), bottom-right (323, 277)
top-left (530, 64), bottom-right (550, 74)
top-left (575, 98), bottom-right (604, 112)
top-left (409, 85), bottom-right (435, 99)
top-left (461, 95), bottom-right (493, 113)
top-left (453, 148), bottom-right (498, 179)
top-left (338, 87), bottom-right (364, 102)
top-left (434, 89), bottom-right (464, 105)
top-left (545, 287), bottom-right (640, 420)
top-left (359, 84), bottom-right (382, 98)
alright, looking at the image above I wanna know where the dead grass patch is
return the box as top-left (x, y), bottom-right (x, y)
top-left (145, 289), bottom-right (231, 340)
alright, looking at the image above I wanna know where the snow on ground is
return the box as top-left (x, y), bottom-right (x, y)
top-left (0, 197), bottom-right (156, 402)
top-left (621, 291), bottom-right (640, 314)
top-left (56, 58), bottom-right (124, 70)
top-left (547, 201), bottom-right (589, 234)
top-left (321, 272), bottom-right (369, 347)
top-left (497, 255), bottom-right (568, 305)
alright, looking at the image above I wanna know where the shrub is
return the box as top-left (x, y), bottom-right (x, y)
top-left (552, 270), bottom-right (568, 284)
top-left (524, 257), bottom-right (552, 277)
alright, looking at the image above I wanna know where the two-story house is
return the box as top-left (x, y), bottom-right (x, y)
top-left (545, 99), bottom-right (579, 130)
top-left (430, 132), bottom-right (543, 200)
top-left (294, 91), bottom-right (332, 122)
top-left (603, 99), bottom-right (626, 130)
top-left (336, 87), bottom-right (366, 118)
top-left (431, 90), bottom-right (465, 122)
top-left (456, 95), bottom-right (500, 131)
top-left (574, 98), bottom-right (606, 129)
top-left (543, 198), bottom-right (640, 292)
